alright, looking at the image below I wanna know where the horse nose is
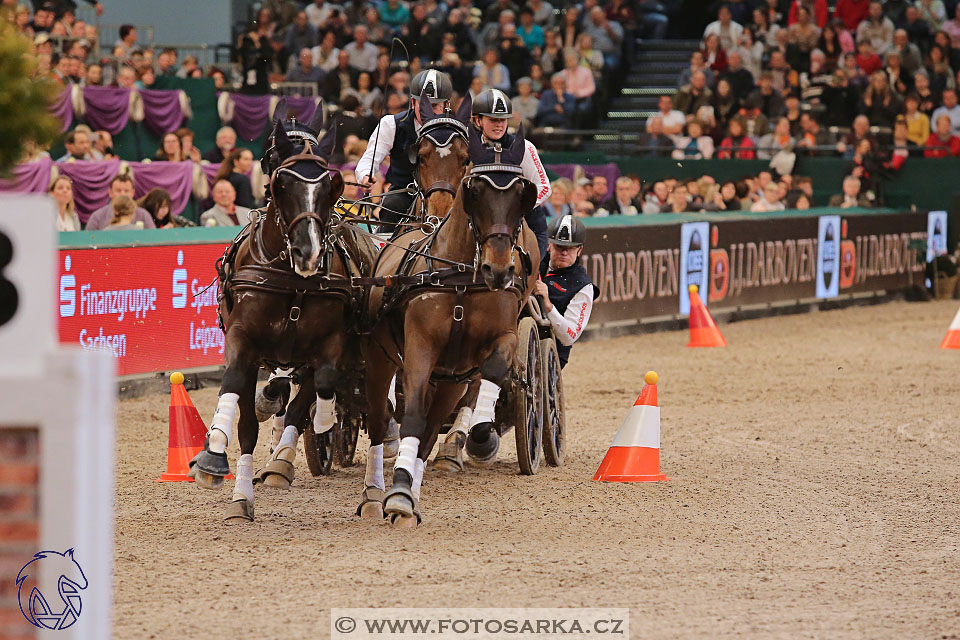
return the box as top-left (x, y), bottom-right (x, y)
top-left (290, 245), bottom-right (305, 264)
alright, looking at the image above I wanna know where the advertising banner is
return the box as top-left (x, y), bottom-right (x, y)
top-left (816, 215), bottom-right (841, 300)
top-left (58, 243), bottom-right (226, 376)
top-left (679, 222), bottom-right (709, 314)
top-left (927, 210), bottom-right (948, 262)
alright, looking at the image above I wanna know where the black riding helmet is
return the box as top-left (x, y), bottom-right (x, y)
top-left (547, 214), bottom-right (586, 247)
top-left (410, 69), bottom-right (453, 105)
top-left (472, 89), bottom-right (513, 118)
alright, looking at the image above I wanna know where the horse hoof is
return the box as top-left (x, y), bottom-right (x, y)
top-left (433, 433), bottom-right (465, 473)
top-left (465, 424), bottom-right (499, 466)
top-left (390, 513), bottom-right (418, 528)
top-left (224, 499), bottom-right (254, 522)
top-left (194, 469), bottom-right (225, 490)
top-left (255, 457), bottom-right (295, 490)
top-left (360, 501), bottom-right (384, 519)
top-left (261, 473), bottom-right (291, 490)
top-left (356, 486), bottom-right (386, 519)
top-left (255, 385), bottom-right (284, 423)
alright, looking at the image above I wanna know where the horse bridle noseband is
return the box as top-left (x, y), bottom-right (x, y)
top-left (270, 147), bottom-right (336, 241)
top-left (463, 164), bottom-right (528, 247)
top-left (413, 116), bottom-right (470, 210)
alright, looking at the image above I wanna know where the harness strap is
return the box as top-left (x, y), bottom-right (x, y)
top-left (441, 286), bottom-right (468, 372)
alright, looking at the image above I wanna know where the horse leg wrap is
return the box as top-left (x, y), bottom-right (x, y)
top-left (209, 392), bottom-right (239, 453)
top-left (270, 415), bottom-right (285, 451)
top-left (470, 381), bottom-right (501, 427)
top-left (365, 444), bottom-right (385, 491)
top-left (449, 406), bottom-right (473, 438)
top-left (412, 458), bottom-right (425, 501)
top-left (394, 436), bottom-right (420, 477)
top-left (313, 394), bottom-right (336, 434)
top-left (232, 454), bottom-right (254, 503)
top-left (275, 425), bottom-right (298, 461)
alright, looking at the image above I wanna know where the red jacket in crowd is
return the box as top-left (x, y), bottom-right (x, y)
top-left (717, 136), bottom-right (757, 159)
top-left (923, 133), bottom-right (960, 157)
top-left (787, 0), bottom-right (828, 28)
top-left (834, 0), bottom-right (871, 31)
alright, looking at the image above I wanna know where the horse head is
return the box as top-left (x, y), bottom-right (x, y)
top-left (261, 97), bottom-right (327, 179)
top-left (464, 125), bottom-right (537, 291)
top-left (412, 91), bottom-right (472, 218)
top-left (268, 117), bottom-right (343, 277)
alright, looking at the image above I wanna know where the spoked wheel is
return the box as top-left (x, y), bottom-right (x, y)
top-left (303, 402), bottom-right (335, 477)
top-left (513, 317), bottom-right (543, 475)
top-left (540, 338), bottom-right (566, 467)
top-left (334, 409), bottom-right (362, 467)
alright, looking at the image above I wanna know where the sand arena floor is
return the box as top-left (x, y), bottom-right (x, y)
top-left (113, 300), bottom-right (960, 639)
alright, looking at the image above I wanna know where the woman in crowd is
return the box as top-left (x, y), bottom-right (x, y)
top-left (560, 7), bottom-right (580, 49)
top-left (544, 178), bottom-right (574, 218)
top-left (816, 22), bottom-right (843, 72)
top-left (176, 128), bottom-right (203, 163)
top-left (214, 148), bottom-right (257, 208)
top-left (342, 71), bottom-right (383, 116)
top-left (706, 180), bottom-right (742, 211)
top-left (154, 132), bottom-right (183, 162)
top-left (138, 188), bottom-right (175, 229)
top-left (701, 34), bottom-right (728, 74)
top-left (50, 175), bottom-right (81, 232)
top-left (717, 118), bottom-right (757, 159)
top-left (672, 120), bottom-right (715, 159)
top-left (904, 93), bottom-right (931, 146)
top-left (926, 45), bottom-right (956, 95)
top-left (540, 29), bottom-right (564, 76)
top-left (710, 78), bottom-right (740, 138)
top-left (105, 196), bottom-right (143, 230)
top-left (661, 183), bottom-right (692, 213)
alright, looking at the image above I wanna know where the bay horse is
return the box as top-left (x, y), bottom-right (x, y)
top-left (359, 123), bottom-right (541, 527)
top-left (191, 117), bottom-right (377, 522)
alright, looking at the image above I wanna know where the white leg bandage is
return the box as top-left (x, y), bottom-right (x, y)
top-left (277, 424), bottom-right (298, 450)
top-left (394, 436), bottom-right (420, 477)
top-left (450, 406), bottom-right (473, 436)
top-left (313, 395), bottom-right (337, 434)
top-left (412, 458), bottom-right (425, 501)
top-left (232, 453), bottom-right (254, 503)
top-left (209, 392), bottom-right (239, 453)
top-left (365, 444), bottom-right (385, 491)
top-left (388, 374), bottom-right (397, 410)
top-left (270, 415), bottom-right (285, 450)
top-left (470, 380), bottom-right (501, 427)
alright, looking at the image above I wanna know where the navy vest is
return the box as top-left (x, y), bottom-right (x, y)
top-left (539, 262), bottom-right (598, 367)
top-left (385, 111), bottom-right (418, 188)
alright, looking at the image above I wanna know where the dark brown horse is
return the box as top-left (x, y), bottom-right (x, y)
top-left (191, 118), bottom-right (377, 522)
top-left (359, 123), bottom-right (541, 527)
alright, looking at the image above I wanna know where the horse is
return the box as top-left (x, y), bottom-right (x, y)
top-left (191, 116), bottom-right (378, 522)
top-left (358, 122), bottom-right (541, 527)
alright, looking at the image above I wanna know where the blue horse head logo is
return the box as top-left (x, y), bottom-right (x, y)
top-left (17, 549), bottom-right (88, 630)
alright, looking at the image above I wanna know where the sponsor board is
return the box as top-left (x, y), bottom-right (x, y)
top-left (927, 210), bottom-right (948, 262)
top-left (679, 222), bottom-right (709, 314)
top-left (816, 215), bottom-right (841, 300)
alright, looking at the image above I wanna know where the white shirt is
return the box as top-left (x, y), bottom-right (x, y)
top-left (305, 2), bottom-right (341, 28)
top-left (703, 20), bottom-right (744, 51)
top-left (343, 41), bottom-right (379, 72)
top-left (545, 282), bottom-right (594, 346)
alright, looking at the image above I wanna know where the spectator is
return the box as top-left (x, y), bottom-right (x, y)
top-left (914, 71), bottom-right (940, 115)
top-left (787, 7), bottom-right (821, 72)
top-left (797, 112), bottom-right (832, 151)
top-left (903, 7), bottom-right (933, 49)
top-left (647, 94), bottom-right (685, 141)
top-left (49, 175), bottom-right (80, 232)
top-left (735, 95), bottom-right (770, 137)
top-left (904, 93), bottom-right (932, 144)
top-left (341, 71), bottom-right (382, 116)
top-left (751, 181), bottom-right (786, 210)
top-left (721, 50), bottom-right (755, 100)
top-left (701, 33), bottom-right (728, 74)
top-left (757, 116), bottom-right (796, 159)
top-left (474, 49), bottom-right (511, 92)
top-left (312, 30), bottom-right (341, 72)
top-left (711, 78), bottom-right (741, 133)
top-left (638, 116), bottom-right (676, 156)
top-left (518, 8), bottom-right (545, 50)
top-left (138, 188), bottom-right (175, 229)
top-left (838, 114), bottom-right (878, 155)
top-left (704, 4), bottom-right (744, 51)
top-left (528, 0), bottom-right (555, 28)
top-left (86, 175), bottom-right (156, 230)
top-left (590, 175), bottom-right (610, 206)
top-left (57, 128), bottom-right (93, 162)
top-left (597, 177), bottom-right (640, 215)
top-left (154, 132), bottom-right (183, 162)
top-left (675, 71), bottom-right (713, 118)
top-left (324, 51), bottom-right (353, 104)
top-left (203, 126), bottom-right (236, 164)
top-left (925, 112), bottom-right (960, 155)
top-left (860, 70), bottom-right (904, 127)
top-left (91, 130), bottom-right (113, 161)
top-left (944, 5), bottom-right (960, 48)
top-left (286, 47), bottom-right (326, 89)
top-left (856, 40), bottom-right (883, 75)
top-left (544, 179), bottom-right (573, 218)
top-left (264, 0), bottom-right (302, 29)
top-left (856, 2), bottom-right (895, 54)
top-left (661, 183), bottom-right (692, 213)
top-left (114, 24), bottom-right (137, 57)
top-left (481, 10), bottom-right (515, 50)
top-left (559, 7), bottom-right (580, 49)
top-left (202, 180), bottom-right (255, 226)
top-left (561, 49), bottom-right (595, 125)
top-left (678, 51), bottom-right (715, 88)
top-left (735, 27), bottom-right (764, 79)
top-left (512, 77), bottom-right (540, 129)
top-left (884, 50), bottom-right (912, 96)
top-left (926, 45), bottom-right (955, 94)
top-left (932, 88), bottom-right (960, 135)
top-left (750, 71), bottom-right (786, 118)
top-left (379, 0), bottom-right (411, 32)
top-left (705, 180), bottom-right (742, 210)
top-left (540, 28), bottom-right (564, 75)
top-left (176, 128), bottom-right (202, 163)
top-left (829, 174), bottom-right (873, 206)
top-left (893, 29), bottom-right (923, 75)
top-left (497, 23), bottom-right (531, 87)
top-left (788, 0), bottom-right (829, 28)
top-left (916, 0), bottom-right (946, 32)
top-left (672, 120), bottom-right (716, 159)
top-left (582, 6), bottom-right (623, 69)
top-left (717, 118), bottom-right (758, 158)
top-left (103, 196), bottom-right (145, 230)
top-left (835, 0), bottom-right (871, 31)
top-left (537, 73), bottom-right (576, 127)
top-left (175, 55), bottom-right (199, 80)
top-left (639, 181), bottom-right (667, 213)
top-left (577, 33), bottom-right (604, 80)
top-left (345, 25), bottom-right (379, 73)
top-left (214, 149), bottom-right (257, 209)
top-left (156, 48), bottom-right (178, 77)
top-left (305, 0), bottom-right (336, 29)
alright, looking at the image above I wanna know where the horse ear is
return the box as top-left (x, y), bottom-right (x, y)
top-left (418, 91), bottom-right (437, 123)
top-left (273, 97), bottom-right (288, 123)
top-left (307, 99), bottom-right (325, 132)
top-left (467, 126), bottom-right (487, 164)
top-left (315, 118), bottom-right (337, 160)
top-left (506, 123), bottom-right (526, 165)
top-left (455, 92), bottom-right (472, 124)
top-left (273, 119), bottom-right (295, 158)
top-left (521, 179), bottom-right (538, 213)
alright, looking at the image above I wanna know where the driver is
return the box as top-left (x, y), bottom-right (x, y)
top-left (471, 88), bottom-right (552, 261)
top-left (356, 69), bottom-right (453, 229)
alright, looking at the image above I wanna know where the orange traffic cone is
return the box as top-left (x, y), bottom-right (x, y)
top-left (157, 372), bottom-right (208, 482)
top-left (687, 284), bottom-right (727, 347)
top-left (594, 371), bottom-right (668, 482)
top-left (941, 306), bottom-right (960, 349)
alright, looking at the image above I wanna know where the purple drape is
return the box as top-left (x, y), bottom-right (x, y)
top-left (285, 96), bottom-right (319, 125)
top-left (129, 161), bottom-right (193, 215)
top-left (82, 86), bottom-right (131, 134)
top-left (58, 158), bottom-right (121, 222)
top-left (228, 93), bottom-right (271, 141)
top-left (200, 162), bottom-right (222, 189)
top-left (139, 89), bottom-right (184, 137)
top-left (0, 157), bottom-right (54, 194)
top-left (50, 85), bottom-right (74, 133)
top-left (545, 163), bottom-right (621, 201)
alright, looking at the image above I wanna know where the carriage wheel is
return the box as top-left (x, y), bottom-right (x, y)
top-left (513, 317), bottom-right (543, 475)
top-left (540, 338), bottom-right (566, 467)
top-left (334, 411), bottom-right (362, 467)
top-left (303, 402), bottom-right (335, 477)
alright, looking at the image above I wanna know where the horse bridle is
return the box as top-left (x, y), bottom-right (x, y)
top-left (268, 146), bottom-right (337, 254)
top-left (413, 116), bottom-right (470, 213)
